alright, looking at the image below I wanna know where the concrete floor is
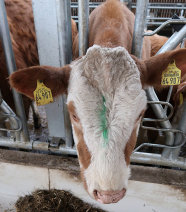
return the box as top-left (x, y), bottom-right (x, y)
top-left (0, 161), bottom-right (186, 212)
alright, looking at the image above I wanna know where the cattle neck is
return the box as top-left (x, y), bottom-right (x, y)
top-left (93, 31), bottom-right (128, 51)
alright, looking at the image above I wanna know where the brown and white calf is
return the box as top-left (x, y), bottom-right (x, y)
top-left (0, 0), bottom-right (77, 121)
top-left (9, 0), bottom-right (186, 204)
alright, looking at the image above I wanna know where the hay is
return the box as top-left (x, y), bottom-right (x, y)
top-left (16, 189), bottom-right (107, 212)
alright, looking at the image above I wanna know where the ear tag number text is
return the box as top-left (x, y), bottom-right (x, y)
top-left (34, 80), bottom-right (53, 106)
top-left (161, 61), bottom-right (181, 86)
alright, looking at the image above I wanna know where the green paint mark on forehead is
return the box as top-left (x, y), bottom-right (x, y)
top-left (100, 96), bottom-right (108, 147)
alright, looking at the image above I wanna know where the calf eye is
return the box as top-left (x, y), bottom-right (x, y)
top-left (72, 114), bottom-right (79, 122)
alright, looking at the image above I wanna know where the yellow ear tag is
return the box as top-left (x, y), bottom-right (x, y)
top-left (34, 80), bottom-right (53, 106)
top-left (179, 93), bottom-right (183, 106)
top-left (161, 60), bottom-right (181, 86)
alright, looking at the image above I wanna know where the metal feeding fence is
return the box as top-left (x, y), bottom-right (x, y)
top-left (71, 0), bottom-right (186, 26)
top-left (0, 0), bottom-right (186, 169)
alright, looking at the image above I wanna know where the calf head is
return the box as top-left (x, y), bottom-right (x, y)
top-left (10, 46), bottom-right (186, 204)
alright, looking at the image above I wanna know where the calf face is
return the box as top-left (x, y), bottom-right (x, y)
top-left (10, 46), bottom-right (186, 203)
top-left (66, 46), bottom-right (147, 203)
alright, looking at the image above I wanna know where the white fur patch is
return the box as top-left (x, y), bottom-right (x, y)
top-left (67, 45), bottom-right (147, 195)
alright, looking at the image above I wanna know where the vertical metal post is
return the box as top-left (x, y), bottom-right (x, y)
top-left (56, 0), bottom-right (73, 148)
top-left (120, 0), bottom-right (132, 9)
top-left (172, 101), bottom-right (186, 159)
top-left (32, 0), bottom-right (73, 147)
top-left (131, 0), bottom-right (149, 58)
top-left (78, 0), bottom-right (89, 56)
top-left (0, 0), bottom-right (29, 142)
top-left (120, 0), bottom-right (129, 3)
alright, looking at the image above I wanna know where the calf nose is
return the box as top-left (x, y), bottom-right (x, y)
top-left (94, 188), bottom-right (126, 204)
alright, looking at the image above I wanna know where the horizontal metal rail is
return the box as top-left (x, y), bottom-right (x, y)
top-left (131, 152), bottom-right (186, 169)
top-left (0, 137), bottom-right (77, 155)
top-left (1, 133), bottom-right (186, 169)
top-left (134, 128), bottom-right (186, 152)
top-left (132, 6), bottom-right (186, 10)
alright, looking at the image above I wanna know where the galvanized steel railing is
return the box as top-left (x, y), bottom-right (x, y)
top-left (71, 0), bottom-right (186, 25)
top-left (131, 0), bottom-right (186, 169)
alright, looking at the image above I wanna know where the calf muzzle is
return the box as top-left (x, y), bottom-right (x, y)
top-left (93, 188), bottom-right (126, 204)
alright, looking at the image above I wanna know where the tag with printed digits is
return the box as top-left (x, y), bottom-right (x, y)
top-left (34, 80), bottom-right (53, 106)
top-left (161, 61), bottom-right (181, 86)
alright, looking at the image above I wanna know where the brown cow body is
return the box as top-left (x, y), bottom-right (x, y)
top-left (0, 0), bottom-right (77, 121)
top-left (0, 0), bottom-right (38, 118)
top-left (10, 0), bottom-right (186, 204)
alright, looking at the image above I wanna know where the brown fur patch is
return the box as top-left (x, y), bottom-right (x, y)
top-left (124, 123), bottom-right (138, 166)
top-left (88, 0), bottom-right (135, 52)
top-left (149, 33), bottom-right (169, 56)
top-left (67, 101), bottom-right (91, 169)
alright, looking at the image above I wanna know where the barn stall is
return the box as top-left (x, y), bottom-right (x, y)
top-left (0, 0), bottom-right (186, 211)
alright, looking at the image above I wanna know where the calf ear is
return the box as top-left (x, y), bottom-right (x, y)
top-left (9, 65), bottom-right (71, 99)
top-left (133, 49), bottom-right (186, 87)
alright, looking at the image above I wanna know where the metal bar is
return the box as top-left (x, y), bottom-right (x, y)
top-left (164, 86), bottom-right (173, 113)
top-left (56, 0), bottom-right (72, 64)
top-left (140, 6), bottom-right (186, 10)
top-left (78, 0), bottom-right (89, 56)
top-left (0, 90), bottom-right (20, 134)
top-left (172, 101), bottom-right (186, 159)
top-left (144, 19), bottom-right (186, 36)
top-left (32, 0), bottom-right (73, 148)
top-left (132, 0), bottom-right (149, 57)
top-left (0, 137), bottom-right (77, 155)
top-left (134, 128), bottom-right (185, 152)
top-left (0, 0), bottom-right (29, 142)
top-left (156, 25), bottom-right (186, 53)
top-left (143, 101), bottom-right (174, 122)
top-left (146, 88), bottom-right (174, 159)
top-left (145, 25), bottom-right (186, 159)
top-left (131, 152), bottom-right (186, 169)
top-left (0, 100), bottom-right (22, 133)
top-left (56, 0), bottom-right (73, 148)
top-left (147, 18), bottom-right (175, 20)
top-left (131, 5), bottom-right (186, 10)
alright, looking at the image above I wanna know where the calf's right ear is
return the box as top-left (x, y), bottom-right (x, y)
top-left (9, 65), bottom-right (71, 99)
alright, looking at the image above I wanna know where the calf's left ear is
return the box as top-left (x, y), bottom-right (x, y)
top-left (9, 65), bottom-right (71, 99)
top-left (132, 48), bottom-right (186, 87)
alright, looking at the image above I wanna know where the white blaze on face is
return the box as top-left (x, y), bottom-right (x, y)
top-left (67, 45), bottom-right (147, 197)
